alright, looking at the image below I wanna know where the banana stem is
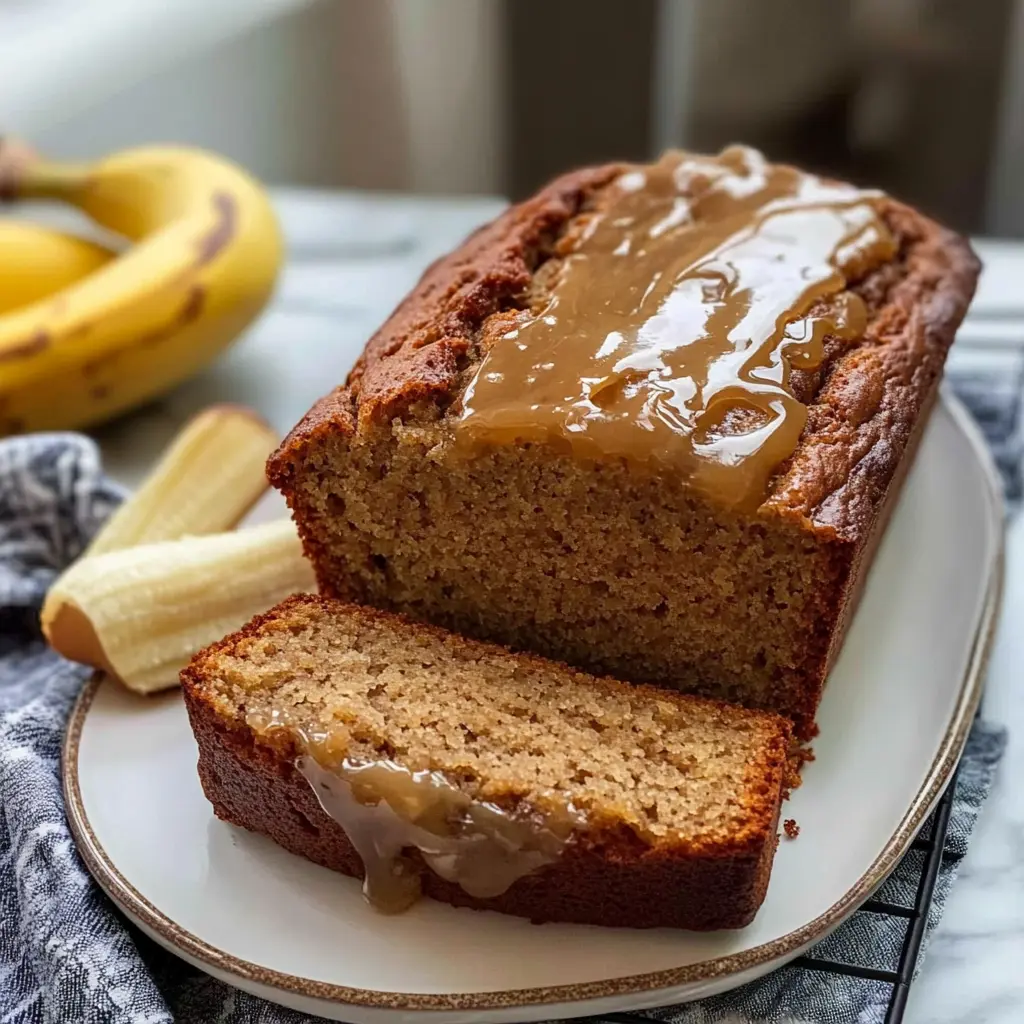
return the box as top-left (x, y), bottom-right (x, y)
top-left (0, 137), bottom-right (36, 201)
top-left (0, 138), bottom-right (90, 201)
top-left (7, 162), bottom-right (91, 202)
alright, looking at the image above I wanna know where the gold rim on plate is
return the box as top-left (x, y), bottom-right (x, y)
top-left (61, 391), bottom-right (1005, 1013)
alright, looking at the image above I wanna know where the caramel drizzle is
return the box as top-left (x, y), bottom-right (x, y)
top-left (457, 146), bottom-right (897, 508)
top-left (248, 709), bottom-right (582, 913)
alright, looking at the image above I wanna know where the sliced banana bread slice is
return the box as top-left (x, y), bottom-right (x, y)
top-left (181, 594), bottom-right (790, 931)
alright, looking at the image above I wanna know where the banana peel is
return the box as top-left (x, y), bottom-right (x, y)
top-left (42, 519), bottom-right (315, 694)
top-left (40, 402), bottom-right (305, 694)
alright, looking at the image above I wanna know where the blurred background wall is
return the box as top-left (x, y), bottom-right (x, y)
top-left (2, 0), bottom-right (1022, 234)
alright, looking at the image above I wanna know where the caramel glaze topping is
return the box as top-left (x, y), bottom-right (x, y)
top-left (248, 709), bottom-right (582, 913)
top-left (457, 146), bottom-right (898, 509)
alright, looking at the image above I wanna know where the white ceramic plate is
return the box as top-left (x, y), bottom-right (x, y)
top-left (63, 392), bottom-right (1003, 1024)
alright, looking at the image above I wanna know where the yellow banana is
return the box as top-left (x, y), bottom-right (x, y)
top-left (0, 221), bottom-right (115, 314)
top-left (0, 141), bottom-right (283, 435)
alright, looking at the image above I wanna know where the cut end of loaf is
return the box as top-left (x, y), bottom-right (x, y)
top-left (184, 594), bottom-right (790, 855)
top-left (182, 594), bottom-right (791, 929)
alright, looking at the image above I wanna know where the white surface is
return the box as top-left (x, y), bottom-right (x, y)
top-left (390, 0), bottom-right (505, 194)
top-left (0, 0), bottom-right (313, 137)
top-left (81, 190), bottom-right (1024, 1022)
top-left (906, 515), bottom-right (1024, 1024)
top-left (925, 238), bottom-right (1024, 1024)
top-left (70, 397), bottom-right (1000, 1023)
top-left (967, 239), bottom-right (1024, 319)
top-left (2, 1), bottom-right (507, 193)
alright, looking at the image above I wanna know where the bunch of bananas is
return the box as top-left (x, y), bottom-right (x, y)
top-left (0, 139), bottom-right (283, 435)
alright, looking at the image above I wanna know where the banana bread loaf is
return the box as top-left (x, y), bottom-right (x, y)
top-left (182, 594), bottom-right (790, 930)
top-left (268, 146), bottom-right (980, 738)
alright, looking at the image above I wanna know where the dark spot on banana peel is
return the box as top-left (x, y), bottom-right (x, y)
top-left (137, 328), bottom-right (167, 347)
top-left (195, 191), bottom-right (238, 265)
top-left (0, 417), bottom-right (26, 434)
top-left (90, 384), bottom-right (109, 400)
top-left (65, 321), bottom-right (91, 340)
top-left (180, 284), bottom-right (206, 323)
top-left (0, 329), bottom-right (48, 362)
top-left (137, 286), bottom-right (207, 347)
top-left (82, 353), bottom-right (117, 376)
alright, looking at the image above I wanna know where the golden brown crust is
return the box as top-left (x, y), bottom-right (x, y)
top-left (764, 201), bottom-right (979, 537)
top-left (268, 164), bottom-right (623, 481)
top-left (181, 594), bottom-right (790, 929)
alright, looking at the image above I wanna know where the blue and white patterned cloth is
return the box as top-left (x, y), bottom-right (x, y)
top-left (0, 357), bottom-right (1016, 1022)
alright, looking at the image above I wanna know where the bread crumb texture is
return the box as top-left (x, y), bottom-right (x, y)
top-left (185, 595), bottom-right (790, 857)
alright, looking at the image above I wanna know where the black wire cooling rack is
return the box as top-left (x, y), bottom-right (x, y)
top-left (572, 767), bottom-right (960, 1024)
top-left (789, 767), bottom-right (959, 1024)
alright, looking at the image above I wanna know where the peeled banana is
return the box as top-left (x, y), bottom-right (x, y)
top-left (84, 403), bottom-right (278, 556)
top-left (0, 221), bottom-right (115, 314)
top-left (0, 141), bottom-right (283, 435)
top-left (42, 519), bottom-right (316, 694)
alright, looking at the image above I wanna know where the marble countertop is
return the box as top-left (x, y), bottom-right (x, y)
top-left (88, 189), bottom-right (1023, 1024)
